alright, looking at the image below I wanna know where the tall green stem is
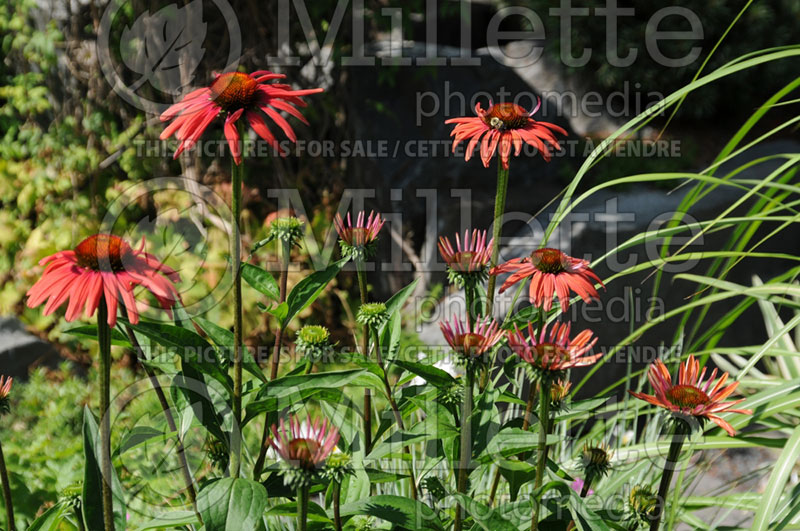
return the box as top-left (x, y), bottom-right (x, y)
top-left (485, 164), bottom-right (509, 319)
top-left (356, 261), bottom-right (372, 453)
top-left (97, 302), bottom-right (115, 531)
top-left (650, 421), bottom-right (688, 531)
top-left (454, 366), bottom-right (474, 531)
top-left (254, 240), bottom-right (290, 478)
top-left (297, 484), bottom-right (309, 531)
top-left (0, 439), bottom-right (15, 531)
top-left (531, 378), bottom-right (551, 531)
top-left (464, 280), bottom-right (476, 328)
top-left (333, 481), bottom-right (343, 531)
top-left (230, 155), bottom-right (244, 479)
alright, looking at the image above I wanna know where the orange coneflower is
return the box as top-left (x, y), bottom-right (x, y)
top-left (508, 321), bottom-right (600, 373)
top-left (629, 355), bottom-right (752, 436)
top-left (160, 71), bottom-right (323, 164)
top-left (269, 415), bottom-right (340, 471)
top-left (26, 234), bottom-right (180, 327)
top-left (446, 100), bottom-right (566, 169)
top-left (491, 248), bottom-right (603, 313)
top-left (440, 316), bottom-right (504, 359)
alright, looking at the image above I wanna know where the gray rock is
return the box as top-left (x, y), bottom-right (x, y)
top-left (0, 317), bottom-right (61, 378)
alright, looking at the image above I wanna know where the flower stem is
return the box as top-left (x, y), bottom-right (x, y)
top-left (531, 378), bottom-right (551, 531)
top-left (580, 474), bottom-right (594, 498)
top-left (356, 261), bottom-right (372, 454)
top-left (650, 421), bottom-right (688, 531)
top-left (454, 366), bottom-right (474, 531)
top-left (125, 326), bottom-right (201, 523)
top-left (333, 481), bottom-right (343, 531)
top-left (464, 279), bottom-right (476, 328)
top-left (297, 484), bottom-right (309, 531)
top-left (485, 164), bottom-right (509, 319)
top-left (97, 302), bottom-right (115, 531)
top-left (371, 328), bottom-right (418, 500)
top-left (0, 439), bottom-right (15, 531)
top-left (230, 155), bottom-right (244, 479)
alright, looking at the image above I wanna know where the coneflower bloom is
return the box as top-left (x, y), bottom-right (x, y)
top-left (334, 211), bottom-right (385, 260)
top-left (440, 316), bottom-right (504, 359)
top-left (269, 415), bottom-right (340, 471)
top-left (629, 355), bottom-right (752, 436)
top-left (445, 100), bottom-right (566, 169)
top-left (491, 248), bottom-right (603, 313)
top-left (508, 321), bottom-right (600, 373)
top-left (160, 71), bottom-right (323, 164)
top-left (0, 375), bottom-right (11, 415)
top-left (26, 234), bottom-right (180, 327)
top-left (438, 229), bottom-right (493, 274)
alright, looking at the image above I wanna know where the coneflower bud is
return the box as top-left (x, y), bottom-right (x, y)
top-left (0, 375), bottom-right (12, 416)
top-left (296, 325), bottom-right (333, 363)
top-left (356, 302), bottom-right (389, 330)
top-left (627, 484), bottom-right (658, 526)
top-left (269, 216), bottom-right (305, 247)
top-left (580, 442), bottom-right (613, 480)
top-left (550, 378), bottom-right (572, 410)
top-left (321, 451), bottom-right (354, 484)
top-left (334, 211), bottom-right (384, 261)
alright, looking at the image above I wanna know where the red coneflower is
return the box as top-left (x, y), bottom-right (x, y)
top-left (160, 71), bottom-right (324, 164)
top-left (334, 211), bottom-right (385, 260)
top-left (269, 415), bottom-right (340, 470)
top-left (440, 316), bottom-right (504, 359)
top-left (629, 355), bottom-right (752, 436)
top-left (491, 248), bottom-right (603, 313)
top-left (438, 229), bottom-right (493, 274)
top-left (508, 321), bottom-right (600, 372)
top-left (445, 100), bottom-right (566, 169)
top-left (26, 234), bottom-right (180, 327)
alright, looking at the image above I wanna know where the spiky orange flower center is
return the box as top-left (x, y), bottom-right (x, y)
top-left (288, 438), bottom-right (321, 469)
top-left (210, 72), bottom-right (258, 110)
top-left (485, 103), bottom-right (529, 131)
top-left (531, 248), bottom-right (567, 274)
top-left (455, 332), bottom-right (485, 355)
top-left (450, 251), bottom-right (478, 271)
top-left (533, 342), bottom-right (569, 365)
top-left (75, 234), bottom-right (133, 272)
top-left (666, 384), bottom-right (710, 409)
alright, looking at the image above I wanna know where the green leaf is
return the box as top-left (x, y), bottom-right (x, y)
top-left (380, 278), bottom-right (419, 333)
top-left (82, 406), bottom-right (126, 531)
top-left (64, 325), bottom-right (130, 346)
top-left (242, 263), bottom-right (280, 301)
top-left (394, 360), bottom-right (456, 389)
top-left (264, 501), bottom-right (332, 522)
top-left (752, 424), bottom-right (800, 530)
top-left (340, 494), bottom-right (444, 530)
top-left (568, 490), bottom-right (611, 531)
top-left (28, 501), bottom-right (69, 531)
top-left (197, 478), bottom-right (269, 531)
top-left (450, 494), bottom-right (517, 531)
top-left (134, 511), bottom-right (200, 530)
top-left (194, 316), bottom-right (266, 383)
top-left (283, 259), bottom-right (345, 326)
top-left (114, 425), bottom-right (172, 457)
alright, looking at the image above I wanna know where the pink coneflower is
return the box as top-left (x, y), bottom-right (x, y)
top-left (334, 211), bottom-right (384, 246)
top-left (629, 355), bottom-right (752, 436)
top-left (445, 100), bottom-right (566, 169)
top-left (440, 316), bottom-right (504, 359)
top-left (160, 71), bottom-right (323, 164)
top-left (26, 234), bottom-right (180, 327)
top-left (269, 415), bottom-right (340, 470)
top-left (508, 321), bottom-right (599, 373)
top-left (491, 248), bottom-right (603, 313)
top-left (0, 377), bottom-right (11, 400)
top-left (438, 229), bottom-right (493, 273)
top-left (571, 478), bottom-right (594, 496)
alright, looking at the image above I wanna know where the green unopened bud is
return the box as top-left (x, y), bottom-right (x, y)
top-left (322, 451), bottom-right (354, 483)
top-left (356, 302), bottom-right (388, 329)
top-left (580, 442), bottom-right (613, 479)
top-left (628, 484), bottom-right (658, 526)
top-left (296, 325), bottom-right (333, 363)
top-left (269, 216), bottom-right (304, 247)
